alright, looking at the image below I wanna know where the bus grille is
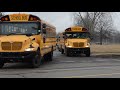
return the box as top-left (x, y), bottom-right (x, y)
top-left (73, 42), bottom-right (84, 47)
top-left (1, 42), bottom-right (22, 50)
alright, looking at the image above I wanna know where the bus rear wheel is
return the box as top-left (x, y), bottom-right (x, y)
top-left (48, 50), bottom-right (53, 61)
top-left (61, 49), bottom-right (64, 54)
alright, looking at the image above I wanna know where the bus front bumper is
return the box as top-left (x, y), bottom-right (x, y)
top-left (66, 47), bottom-right (90, 53)
top-left (0, 51), bottom-right (36, 62)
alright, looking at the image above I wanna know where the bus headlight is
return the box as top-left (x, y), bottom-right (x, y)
top-left (85, 45), bottom-right (89, 47)
top-left (25, 48), bottom-right (35, 51)
top-left (67, 46), bottom-right (72, 48)
top-left (85, 43), bottom-right (90, 47)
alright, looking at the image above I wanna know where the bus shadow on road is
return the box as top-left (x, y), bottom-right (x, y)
top-left (2, 60), bottom-right (52, 69)
top-left (2, 63), bottom-right (33, 69)
top-left (67, 54), bottom-right (91, 57)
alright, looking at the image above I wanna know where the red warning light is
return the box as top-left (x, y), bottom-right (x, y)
top-left (0, 15), bottom-right (10, 21)
top-left (33, 17), bottom-right (37, 20)
top-left (65, 28), bottom-right (71, 31)
top-left (82, 28), bottom-right (88, 32)
top-left (29, 17), bottom-right (37, 21)
top-left (29, 15), bottom-right (40, 21)
top-left (1, 18), bottom-right (5, 21)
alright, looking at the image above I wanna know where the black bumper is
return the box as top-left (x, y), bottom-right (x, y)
top-left (0, 51), bottom-right (36, 62)
top-left (67, 48), bottom-right (90, 53)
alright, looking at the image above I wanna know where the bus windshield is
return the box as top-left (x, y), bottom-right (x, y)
top-left (0, 22), bottom-right (40, 35)
top-left (65, 32), bottom-right (90, 39)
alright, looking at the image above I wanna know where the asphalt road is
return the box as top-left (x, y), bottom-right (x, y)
top-left (1, 50), bottom-right (120, 78)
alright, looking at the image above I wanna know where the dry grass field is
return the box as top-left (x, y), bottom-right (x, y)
top-left (91, 44), bottom-right (120, 55)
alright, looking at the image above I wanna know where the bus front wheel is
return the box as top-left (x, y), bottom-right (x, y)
top-left (86, 48), bottom-right (90, 57)
top-left (48, 51), bottom-right (53, 61)
top-left (0, 60), bottom-right (4, 68)
top-left (65, 48), bottom-right (69, 56)
top-left (31, 50), bottom-right (42, 68)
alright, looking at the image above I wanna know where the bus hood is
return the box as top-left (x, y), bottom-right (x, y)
top-left (0, 35), bottom-right (33, 42)
top-left (66, 39), bottom-right (90, 47)
top-left (0, 35), bottom-right (37, 51)
top-left (67, 39), bottom-right (88, 43)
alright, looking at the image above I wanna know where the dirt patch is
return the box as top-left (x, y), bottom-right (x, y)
top-left (91, 44), bottom-right (120, 53)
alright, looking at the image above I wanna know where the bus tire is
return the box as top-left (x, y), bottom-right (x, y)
top-left (31, 50), bottom-right (42, 68)
top-left (86, 48), bottom-right (90, 57)
top-left (0, 60), bottom-right (4, 68)
top-left (65, 48), bottom-right (69, 56)
top-left (49, 50), bottom-right (53, 61)
top-left (61, 49), bottom-right (64, 54)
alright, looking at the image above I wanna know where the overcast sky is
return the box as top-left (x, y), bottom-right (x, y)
top-left (4, 12), bottom-right (120, 33)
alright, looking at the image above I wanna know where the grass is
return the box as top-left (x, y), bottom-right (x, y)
top-left (91, 44), bottom-right (120, 54)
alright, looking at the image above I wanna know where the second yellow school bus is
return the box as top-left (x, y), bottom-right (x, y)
top-left (57, 26), bottom-right (91, 57)
top-left (0, 13), bottom-right (56, 68)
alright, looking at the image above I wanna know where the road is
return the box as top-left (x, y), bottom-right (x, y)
top-left (1, 50), bottom-right (120, 78)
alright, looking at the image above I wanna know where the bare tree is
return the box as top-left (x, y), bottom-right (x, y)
top-left (73, 12), bottom-right (113, 45)
top-left (73, 12), bottom-right (104, 33)
top-left (95, 13), bottom-right (113, 45)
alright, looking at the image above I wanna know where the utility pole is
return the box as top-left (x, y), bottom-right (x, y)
top-left (100, 27), bottom-right (103, 45)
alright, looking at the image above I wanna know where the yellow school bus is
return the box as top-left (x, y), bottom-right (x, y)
top-left (57, 26), bottom-right (91, 57)
top-left (57, 32), bottom-right (64, 52)
top-left (0, 13), bottom-right (56, 68)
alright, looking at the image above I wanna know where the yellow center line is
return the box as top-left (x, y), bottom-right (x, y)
top-left (64, 73), bottom-right (120, 78)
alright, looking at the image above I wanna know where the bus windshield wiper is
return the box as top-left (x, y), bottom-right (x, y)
top-left (7, 33), bottom-right (16, 36)
top-left (26, 33), bottom-right (33, 36)
top-left (32, 27), bottom-right (38, 30)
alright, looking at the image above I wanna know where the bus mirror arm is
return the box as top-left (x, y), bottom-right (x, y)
top-left (90, 37), bottom-right (93, 40)
top-left (43, 37), bottom-right (46, 43)
top-left (43, 29), bottom-right (46, 34)
top-left (42, 23), bottom-right (47, 34)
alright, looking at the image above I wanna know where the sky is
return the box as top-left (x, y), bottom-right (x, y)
top-left (111, 12), bottom-right (120, 30)
top-left (4, 12), bottom-right (120, 33)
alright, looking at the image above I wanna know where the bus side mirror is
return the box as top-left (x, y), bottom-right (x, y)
top-left (58, 37), bottom-right (60, 41)
top-left (90, 36), bottom-right (93, 40)
top-left (42, 24), bottom-right (46, 34)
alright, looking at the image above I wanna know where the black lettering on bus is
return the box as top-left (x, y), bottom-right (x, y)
top-left (22, 16), bottom-right (27, 20)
